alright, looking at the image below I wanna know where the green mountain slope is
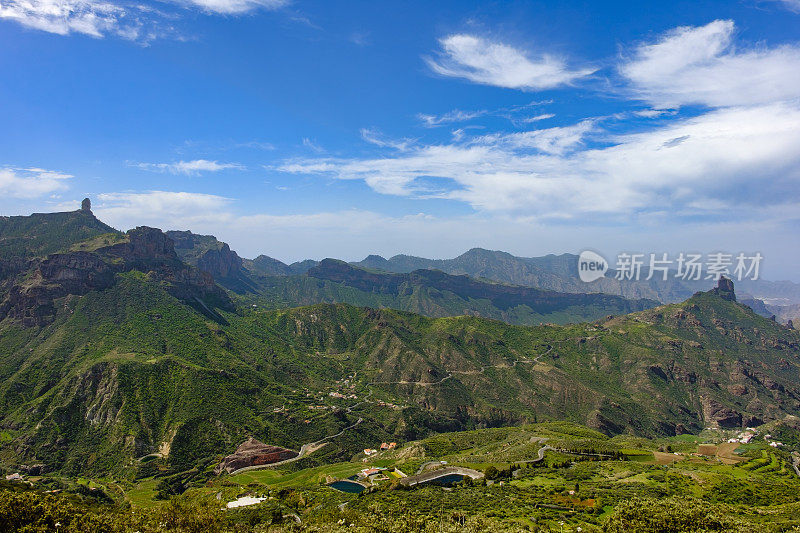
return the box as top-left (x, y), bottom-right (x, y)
top-left (1, 213), bottom-right (798, 483)
top-left (0, 208), bottom-right (118, 261)
top-left (1, 261), bottom-right (798, 477)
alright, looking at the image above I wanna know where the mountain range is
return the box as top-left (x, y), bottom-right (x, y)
top-left (244, 245), bottom-right (800, 309)
top-left (171, 228), bottom-right (799, 323)
top-left (0, 207), bottom-right (798, 480)
top-left (166, 231), bottom-right (659, 326)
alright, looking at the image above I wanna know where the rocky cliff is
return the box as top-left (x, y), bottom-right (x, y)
top-left (0, 226), bottom-right (231, 327)
top-left (166, 230), bottom-right (244, 280)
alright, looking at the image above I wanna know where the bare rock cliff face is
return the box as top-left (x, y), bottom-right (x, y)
top-left (711, 276), bottom-right (736, 302)
top-left (0, 252), bottom-right (116, 327)
top-left (196, 244), bottom-right (243, 279)
top-left (165, 230), bottom-right (244, 279)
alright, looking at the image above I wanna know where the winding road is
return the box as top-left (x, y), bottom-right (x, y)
top-left (520, 445), bottom-right (554, 464)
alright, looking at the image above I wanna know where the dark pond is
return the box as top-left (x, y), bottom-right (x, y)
top-left (328, 480), bottom-right (366, 493)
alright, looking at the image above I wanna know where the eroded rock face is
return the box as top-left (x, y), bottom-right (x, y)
top-left (196, 244), bottom-right (243, 279)
top-left (165, 230), bottom-right (243, 279)
top-left (214, 438), bottom-right (298, 474)
top-left (711, 276), bottom-right (736, 302)
top-left (0, 252), bottom-right (117, 327)
top-left (701, 397), bottom-right (742, 428)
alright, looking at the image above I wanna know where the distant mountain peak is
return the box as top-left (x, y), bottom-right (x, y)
top-left (354, 254), bottom-right (389, 271)
top-left (458, 247), bottom-right (507, 258)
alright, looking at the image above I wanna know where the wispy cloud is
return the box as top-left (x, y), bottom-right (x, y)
top-left (0, 0), bottom-right (164, 40)
top-left (179, 139), bottom-right (276, 153)
top-left (417, 109), bottom-right (488, 127)
top-left (469, 119), bottom-right (595, 155)
top-left (766, 0), bottom-right (800, 13)
top-left (0, 167), bottom-right (72, 199)
top-left (360, 128), bottom-right (415, 151)
top-left (302, 138), bottom-right (324, 153)
top-left (418, 101), bottom-right (554, 128)
top-left (620, 19), bottom-right (800, 108)
top-left (133, 159), bottom-right (245, 175)
top-left (519, 113), bottom-right (555, 124)
top-left (425, 34), bottom-right (595, 90)
top-left (348, 31), bottom-right (370, 46)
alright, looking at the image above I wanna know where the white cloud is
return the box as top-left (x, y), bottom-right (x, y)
top-left (94, 190), bottom-right (233, 229)
top-left (133, 159), bottom-right (244, 175)
top-left (0, 0), bottom-right (150, 39)
top-left (633, 109), bottom-right (675, 118)
top-left (278, 103), bottom-right (800, 218)
top-left (620, 19), bottom-right (800, 108)
top-left (425, 34), bottom-right (595, 90)
top-left (176, 0), bottom-right (288, 15)
top-left (0, 167), bottom-right (72, 199)
top-left (520, 113), bottom-right (555, 123)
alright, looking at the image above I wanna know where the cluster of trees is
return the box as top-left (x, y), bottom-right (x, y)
top-left (602, 496), bottom-right (754, 532)
top-left (483, 464), bottom-right (521, 480)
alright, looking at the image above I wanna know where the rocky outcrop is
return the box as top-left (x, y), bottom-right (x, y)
top-left (711, 276), bottom-right (736, 302)
top-left (214, 438), bottom-right (298, 474)
top-left (701, 397), bottom-right (742, 428)
top-left (196, 244), bottom-right (242, 279)
top-left (0, 252), bottom-right (117, 327)
top-left (0, 226), bottom-right (231, 327)
top-left (113, 227), bottom-right (174, 261)
top-left (166, 230), bottom-right (243, 279)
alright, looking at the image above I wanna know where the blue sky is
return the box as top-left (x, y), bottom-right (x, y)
top-left (1, 0), bottom-right (799, 280)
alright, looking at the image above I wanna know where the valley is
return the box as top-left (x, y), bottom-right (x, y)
top-left (1, 209), bottom-right (799, 531)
